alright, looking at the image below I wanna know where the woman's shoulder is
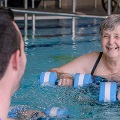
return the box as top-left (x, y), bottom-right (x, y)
top-left (77, 51), bottom-right (101, 60)
top-left (72, 51), bottom-right (101, 67)
top-left (85, 51), bottom-right (101, 56)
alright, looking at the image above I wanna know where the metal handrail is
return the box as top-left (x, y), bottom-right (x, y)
top-left (11, 8), bottom-right (106, 36)
top-left (12, 8), bottom-right (106, 18)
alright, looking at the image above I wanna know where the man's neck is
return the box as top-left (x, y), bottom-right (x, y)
top-left (0, 84), bottom-right (11, 120)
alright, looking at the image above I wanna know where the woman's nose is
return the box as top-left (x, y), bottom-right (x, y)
top-left (108, 36), bottom-right (115, 44)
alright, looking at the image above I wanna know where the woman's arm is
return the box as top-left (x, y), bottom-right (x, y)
top-left (49, 52), bottom-right (100, 86)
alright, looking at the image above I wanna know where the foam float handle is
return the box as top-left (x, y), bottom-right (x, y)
top-left (99, 82), bottom-right (117, 102)
top-left (44, 107), bottom-right (69, 118)
top-left (74, 73), bottom-right (92, 87)
top-left (39, 72), bottom-right (57, 86)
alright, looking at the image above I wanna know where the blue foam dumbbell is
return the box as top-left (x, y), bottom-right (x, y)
top-left (99, 82), bottom-right (117, 102)
top-left (8, 105), bottom-right (27, 118)
top-left (74, 73), bottom-right (92, 87)
top-left (39, 72), bottom-right (57, 86)
top-left (44, 107), bottom-right (69, 118)
top-left (39, 72), bottom-right (92, 87)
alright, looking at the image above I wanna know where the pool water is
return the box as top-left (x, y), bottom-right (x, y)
top-left (11, 16), bottom-right (120, 119)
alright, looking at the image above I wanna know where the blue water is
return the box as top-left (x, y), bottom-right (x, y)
top-left (10, 16), bottom-right (120, 119)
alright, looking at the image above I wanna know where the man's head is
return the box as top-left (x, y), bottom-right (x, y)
top-left (0, 8), bottom-right (26, 91)
top-left (0, 7), bottom-right (14, 20)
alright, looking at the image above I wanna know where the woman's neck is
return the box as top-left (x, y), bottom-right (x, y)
top-left (104, 55), bottom-right (120, 74)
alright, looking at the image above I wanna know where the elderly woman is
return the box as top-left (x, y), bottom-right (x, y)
top-left (50, 14), bottom-right (120, 89)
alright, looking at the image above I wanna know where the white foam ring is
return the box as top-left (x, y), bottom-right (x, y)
top-left (104, 82), bottom-right (111, 102)
top-left (44, 72), bottom-right (50, 82)
top-left (50, 107), bottom-right (59, 117)
top-left (78, 74), bottom-right (85, 86)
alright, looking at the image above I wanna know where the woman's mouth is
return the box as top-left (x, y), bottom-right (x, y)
top-left (106, 47), bottom-right (118, 50)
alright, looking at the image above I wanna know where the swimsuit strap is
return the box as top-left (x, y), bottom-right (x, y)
top-left (29, 112), bottom-right (39, 119)
top-left (91, 52), bottom-right (103, 75)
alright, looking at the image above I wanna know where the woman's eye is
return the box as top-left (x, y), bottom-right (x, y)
top-left (114, 35), bottom-right (120, 39)
top-left (103, 35), bottom-right (109, 38)
top-left (115, 36), bottom-right (118, 39)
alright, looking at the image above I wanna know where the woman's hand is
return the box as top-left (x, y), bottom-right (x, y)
top-left (58, 73), bottom-right (74, 86)
top-left (117, 89), bottom-right (120, 100)
top-left (49, 68), bottom-right (74, 86)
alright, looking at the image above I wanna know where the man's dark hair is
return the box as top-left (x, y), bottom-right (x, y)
top-left (0, 7), bottom-right (14, 20)
top-left (0, 8), bottom-right (20, 79)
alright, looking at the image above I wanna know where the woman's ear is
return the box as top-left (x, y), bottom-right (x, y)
top-left (11, 50), bottom-right (20, 71)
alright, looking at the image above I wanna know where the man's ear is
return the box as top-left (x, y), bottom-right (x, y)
top-left (11, 50), bottom-right (20, 71)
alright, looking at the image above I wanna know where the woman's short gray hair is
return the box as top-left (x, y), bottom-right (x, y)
top-left (99, 14), bottom-right (120, 36)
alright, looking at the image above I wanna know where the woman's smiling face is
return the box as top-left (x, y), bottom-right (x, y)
top-left (101, 24), bottom-right (120, 58)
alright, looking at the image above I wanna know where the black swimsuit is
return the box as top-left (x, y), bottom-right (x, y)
top-left (91, 52), bottom-right (103, 75)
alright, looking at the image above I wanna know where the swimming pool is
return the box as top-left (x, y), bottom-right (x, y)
top-left (10, 16), bottom-right (120, 119)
